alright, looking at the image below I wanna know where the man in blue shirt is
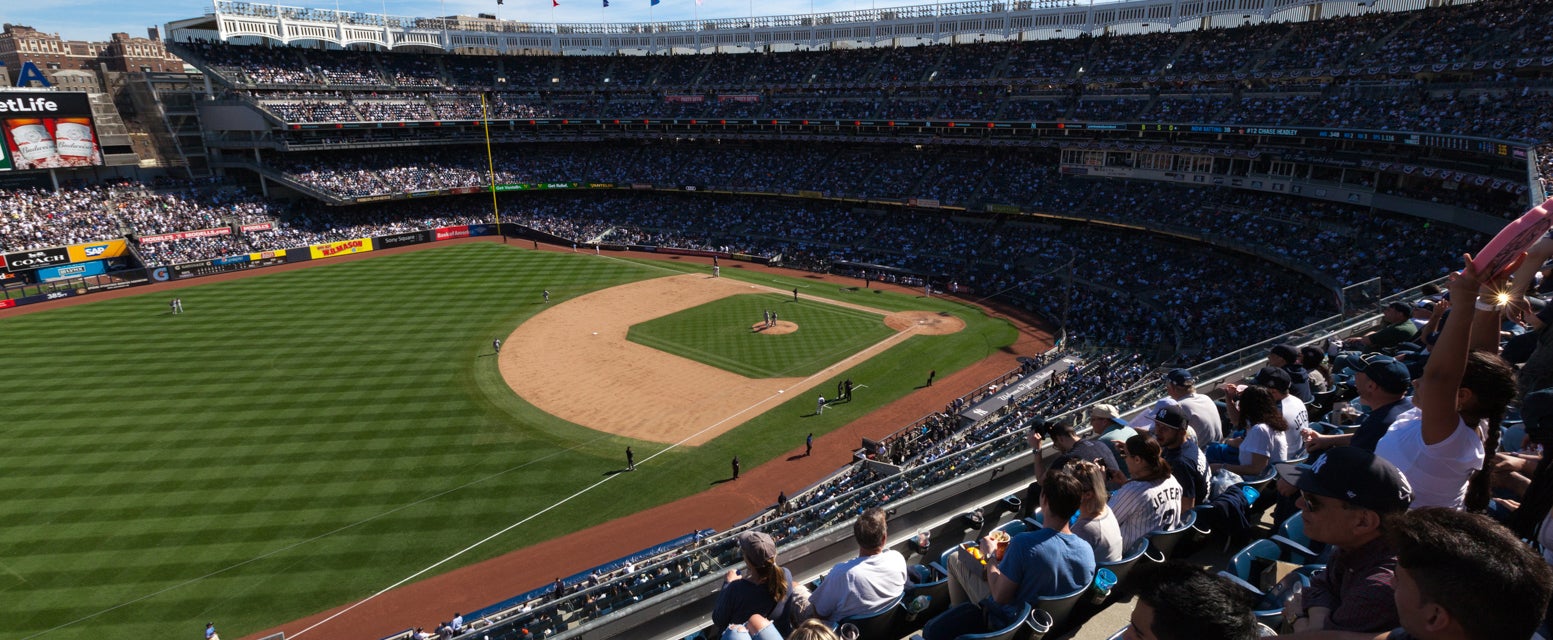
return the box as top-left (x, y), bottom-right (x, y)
top-left (928, 468), bottom-right (1096, 639)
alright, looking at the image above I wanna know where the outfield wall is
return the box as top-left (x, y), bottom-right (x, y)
top-left (2, 225), bottom-right (498, 308)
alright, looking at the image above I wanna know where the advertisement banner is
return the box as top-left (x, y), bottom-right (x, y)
top-left (249, 249), bottom-right (286, 261)
top-left (309, 238), bottom-right (374, 260)
top-left (138, 228), bottom-right (232, 245)
top-left (375, 230), bottom-right (432, 249)
top-left (356, 195), bottom-right (393, 203)
top-left (168, 255), bottom-right (287, 279)
top-left (450, 187), bottom-right (481, 195)
top-left (468, 224), bottom-right (495, 237)
top-left (4, 247), bottom-right (69, 272)
top-left (435, 226), bottom-right (471, 241)
top-left (66, 239), bottom-right (128, 263)
top-left (37, 260), bottom-right (107, 281)
top-left (0, 298), bottom-right (14, 309)
top-left (1, 92), bottom-right (102, 172)
top-left (494, 184), bottom-right (524, 192)
top-left (239, 222), bottom-right (275, 233)
top-left (13, 289), bottom-right (78, 306)
top-left (587, 183), bottom-right (615, 189)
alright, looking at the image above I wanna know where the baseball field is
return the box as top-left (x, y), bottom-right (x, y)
top-left (0, 241), bottom-right (1019, 640)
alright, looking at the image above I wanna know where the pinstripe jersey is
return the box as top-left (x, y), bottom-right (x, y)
top-left (1110, 476), bottom-right (1183, 549)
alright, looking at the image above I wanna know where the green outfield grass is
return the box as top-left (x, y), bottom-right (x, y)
top-left (0, 243), bottom-right (1017, 640)
top-left (625, 293), bottom-right (894, 378)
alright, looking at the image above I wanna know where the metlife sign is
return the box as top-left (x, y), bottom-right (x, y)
top-left (0, 91), bottom-right (88, 118)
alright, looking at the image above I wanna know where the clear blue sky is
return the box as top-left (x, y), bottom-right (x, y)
top-left (2, 0), bottom-right (955, 42)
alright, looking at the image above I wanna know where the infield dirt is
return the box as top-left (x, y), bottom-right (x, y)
top-left (499, 273), bottom-right (962, 446)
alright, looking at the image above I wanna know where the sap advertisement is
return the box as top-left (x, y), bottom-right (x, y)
top-left (0, 92), bottom-right (104, 172)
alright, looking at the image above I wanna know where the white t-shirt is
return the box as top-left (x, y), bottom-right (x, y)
top-left (1239, 422), bottom-right (1290, 471)
top-left (808, 549), bottom-right (908, 622)
top-left (1374, 408), bottom-right (1484, 510)
top-left (1177, 392), bottom-right (1224, 444)
top-left (1280, 394), bottom-right (1310, 459)
top-left (1075, 507), bottom-right (1125, 563)
top-left (1110, 475), bottom-right (1183, 549)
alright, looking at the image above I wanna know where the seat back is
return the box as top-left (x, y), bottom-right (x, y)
top-left (839, 593), bottom-right (904, 640)
top-left (1097, 539), bottom-right (1150, 591)
top-left (954, 602), bottom-right (1031, 640)
top-left (1035, 582), bottom-right (1090, 634)
top-left (905, 576), bottom-right (951, 623)
top-left (1228, 539), bottom-right (1284, 583)
top-left (1145, 510), bottom-right (1197, 559)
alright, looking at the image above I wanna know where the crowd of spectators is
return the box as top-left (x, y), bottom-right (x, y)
top-left (178, 0), bottom-right (1553, 147)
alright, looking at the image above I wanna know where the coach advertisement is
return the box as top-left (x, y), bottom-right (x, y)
top-left (308, 238), bottom-right (374, 260)
top-left (3, 247), bottom-right (69, 272)
top-left (375, 230), bottom-right (432, 249)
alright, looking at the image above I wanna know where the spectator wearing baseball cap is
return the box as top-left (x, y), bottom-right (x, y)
top-left (1246, 366), bottom-right (1310, 461)
top-left (1343, 301), bottom-right (1419, 352)
top-left (1278, 447), bottom-right (1412, 633)
top-left (1153, 403), bottom-right (1208, 511)
top-left (1270, 343), bottom-right (1315, 403)
top-left (1307, 355), bottom-right (1414, 454)
top-left (1161, 368), bottom-right (1223, 444)
top-left (713, 531), bottom-right (797, 635)
top-left (1089, 403), bottom-right (1140, 452)
top-left (1021, 417), bottom-right (1124, 517)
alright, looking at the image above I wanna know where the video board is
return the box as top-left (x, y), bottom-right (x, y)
top-left (0, 92), bottom-right (103, 172)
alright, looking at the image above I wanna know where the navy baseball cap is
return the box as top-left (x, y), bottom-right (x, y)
top-left (1252, 366), bottom-right (1291, 393)
top-left (1277, 447), bottom-right (1412, 514)
top-left (1270, 344), bottom-right (1300, 363)
top-left (1151, 403), bottom-right (1190, 431)
top-left (1359, 356), bottom-right (1412, 394)
top-left (1165, 368), bottom-right (1194, 386)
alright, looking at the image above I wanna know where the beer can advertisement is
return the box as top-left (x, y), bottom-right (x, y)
top-left (3, 118), bottom-right (103, 170)
top-left (0, 92), bottom-right (102, 172)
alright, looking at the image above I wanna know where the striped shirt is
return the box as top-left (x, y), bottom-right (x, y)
top-left (1110, 476), bottom-right (1183, 549)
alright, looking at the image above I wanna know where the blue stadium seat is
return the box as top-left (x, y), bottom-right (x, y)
top-left (838, 593), bottom-right (906, 640)
top-left (1036, 582), bottom-right (1090, 634)
top-left (1144, 510), bottom-right (1197, 559)
top-left (1270, 512), bottom-right (1326, 564)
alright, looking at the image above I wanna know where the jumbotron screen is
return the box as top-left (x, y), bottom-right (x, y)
top-left (0, 91), bottom-right (103, 172)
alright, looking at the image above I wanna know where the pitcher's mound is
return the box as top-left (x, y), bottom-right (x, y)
top-left (885, 311), bottom-right (967, 335)
top-left (752, 320), bottom-right (799, 335)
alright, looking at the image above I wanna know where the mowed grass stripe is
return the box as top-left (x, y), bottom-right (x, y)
top-left (0, 242), bottom-right (1016, 640)
top-left (626, 294), bottom-right (897, 378)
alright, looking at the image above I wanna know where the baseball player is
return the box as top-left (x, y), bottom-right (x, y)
top-left (817, 395), bottom-right (826, 415)
top-left (493, 338), bottom-right (502, 353)
top-left (542, 290), bottom-right (550, 303)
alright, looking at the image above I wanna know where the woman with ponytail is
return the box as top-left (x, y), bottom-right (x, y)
top-left (713, 531), bottom-right (797, 636)
top-left (1110, 433), bottom-right (1184, 548)
top-left (1375, 253), bottom-right (1522, 511)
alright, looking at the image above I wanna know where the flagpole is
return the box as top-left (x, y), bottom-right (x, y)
top-left (481, 92), bottom-right (506, 244)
